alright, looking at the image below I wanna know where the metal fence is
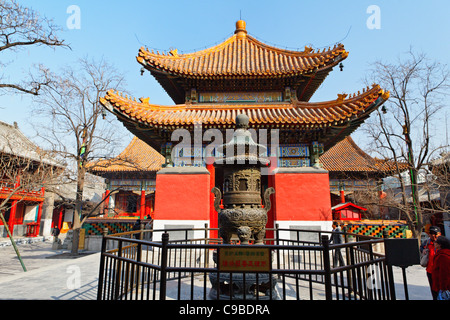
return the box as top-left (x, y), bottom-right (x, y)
top-left (97, 227), bottom-right (395, 301)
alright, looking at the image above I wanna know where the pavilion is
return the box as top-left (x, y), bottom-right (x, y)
top-left (100, 20), bottom-right (389, 238)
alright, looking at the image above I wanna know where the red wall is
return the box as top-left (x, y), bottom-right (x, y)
top-left (271, 169), bottom-right (332, 221)
top-left (154, 169), bottom-right (211, 221)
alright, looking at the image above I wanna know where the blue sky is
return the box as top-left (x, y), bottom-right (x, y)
top-left (1, 0), bottom-right (449, 153)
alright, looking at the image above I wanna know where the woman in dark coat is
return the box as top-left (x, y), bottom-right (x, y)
top-left (431, 236), bottom-right (450, 300)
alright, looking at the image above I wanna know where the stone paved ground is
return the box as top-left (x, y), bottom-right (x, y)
top-left (0, 238), bottom-right (100, 300)
top-left (0, 238), bottom-right (433, 300)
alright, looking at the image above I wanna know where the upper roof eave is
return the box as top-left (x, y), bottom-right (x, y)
top-left (136, 21), bottom-right (349, 79)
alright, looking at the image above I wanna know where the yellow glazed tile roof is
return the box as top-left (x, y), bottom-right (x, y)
top-left (100, 84), bottom-right (389, 129)
top-left (137, 20), bottom-right (348, 79)
top-left (321, 136), bottom-right (409, 173)
top-left (89, 137), bottom-right (164, 173)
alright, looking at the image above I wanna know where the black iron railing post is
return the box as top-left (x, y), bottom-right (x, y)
top-left (275, 224), bottom-right (281, 275)
top-left (160, 232), bottom-right (169, 300)
top-left (321, 235), bottom-right (332, 300)
top-left (383, 231), bottom-right (396, 300)
top-left (97, 234), bottom-right (108, 300)
top-left (114, 239), bottom-right (123, 299)
top-left (135, 240), bottom-right (142, 300)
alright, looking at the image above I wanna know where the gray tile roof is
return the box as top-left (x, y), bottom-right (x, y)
top-left (0, 120), bottom-right (63, 167)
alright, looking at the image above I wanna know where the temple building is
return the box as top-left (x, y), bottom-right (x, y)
top-left (91, 135), bottom-right (399, 219)
top-left (321, 136), bottom-right (406, 207)
top-left (0, 121), bottom-right (63, 238)
top-left (90, 137), bottom-right (164, 218)
top-left (100, 20), bottom-right (389, 238)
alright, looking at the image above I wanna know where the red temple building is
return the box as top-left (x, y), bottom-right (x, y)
top-left (90, 137), bottom-right (164, 219)
top-left (99, 20), bottom-right (389, 240)
top-left (92, 136), bottom-right (397, 221)
top-left (0, 121), bottom-right (62, 238)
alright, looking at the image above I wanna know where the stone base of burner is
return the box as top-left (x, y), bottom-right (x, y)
top-left (208, 272), bottom-right (279, 300)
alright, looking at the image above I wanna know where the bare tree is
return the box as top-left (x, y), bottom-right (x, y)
top-left (428, 152), bottom-right (450, 226)
top-left (30, 57), bottom-right (126, 254)
top-left (364, 50), bottom-right (450, 238)
top-left (0, 0), bottom-right (68, 96)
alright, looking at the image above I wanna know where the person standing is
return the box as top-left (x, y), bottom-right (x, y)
top-left (431, 236), bottom-right (450, 300)
top-left (330, 222), bottom-right (345, 267)
top-left (420, 226), bottom-right (441, 300)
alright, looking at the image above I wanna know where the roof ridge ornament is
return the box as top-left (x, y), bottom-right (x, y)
top-left (336, 93), bottom-right (348, 103)
top-left (235, 20), bottom-right (247, 39)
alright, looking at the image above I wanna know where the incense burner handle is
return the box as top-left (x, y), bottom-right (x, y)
top-left (211, 187), bottom-right (222, 212)
top-left (263, 187), bottom-right (275, 213)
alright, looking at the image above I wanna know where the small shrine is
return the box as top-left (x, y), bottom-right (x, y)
top-left (332, 202), bottom-right (367, 221)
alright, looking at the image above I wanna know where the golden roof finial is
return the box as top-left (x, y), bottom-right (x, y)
top-left (235, 20), bottom-right (247, 39)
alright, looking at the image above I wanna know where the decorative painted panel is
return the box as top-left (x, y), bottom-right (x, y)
top-left (82, 221), bottom-right (135, 235)
top-left (279, 144), bottom-right (309, 157)
top-left (342, 223), bottom-right (408, 239)
top-left (168, 143), bottom-right (315, 168)
top-left (278, 158), bottom-right (310, 167)
top-left (198, 91), bottom-right (283, 103)
top-left (277, 144), bottom-right (311, 167)
top-left (172, 145), bottom-right (206, 167)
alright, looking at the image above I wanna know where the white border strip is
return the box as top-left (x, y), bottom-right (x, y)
top-left (152, 219), bottom-right (209, 241)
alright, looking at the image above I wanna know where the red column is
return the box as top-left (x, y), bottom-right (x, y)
top-left (34, 186), bottom-right (45, 236)
top-left (57, 206), bottom-right (64, 229)
top-left (140, 189), bottom-right (146, 220)
top-left (103, 189), bottom-right (111, 216)
top-left (8, 200), bottom-right (17, 237)
top-left (147, 196), bottom-right (154, 219)
top-left (340, 190), bottom-right (346, 204)
top-left (35, 201), bottom-right (44, 236)
top-left (265, 156), bottom-right (278, 243)
top-left (7, 175), bottom-right (20, 237)
top-left (206, 158), bottom-right (217, 238)
top-left (105, 190), bottom-right (111, 216)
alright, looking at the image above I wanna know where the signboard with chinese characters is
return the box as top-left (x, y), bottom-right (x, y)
top-left (199, 91), bottom-right (283, 103)
top-left (218, 247), bottom-right (271, 272)
top-left (110, 179), bottom-right (156, 192)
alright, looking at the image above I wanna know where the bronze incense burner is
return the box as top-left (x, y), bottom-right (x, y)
top-left (212, 114), bottom-right (274, 245)
top-left (209, 114), bottom-right (277, 300)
